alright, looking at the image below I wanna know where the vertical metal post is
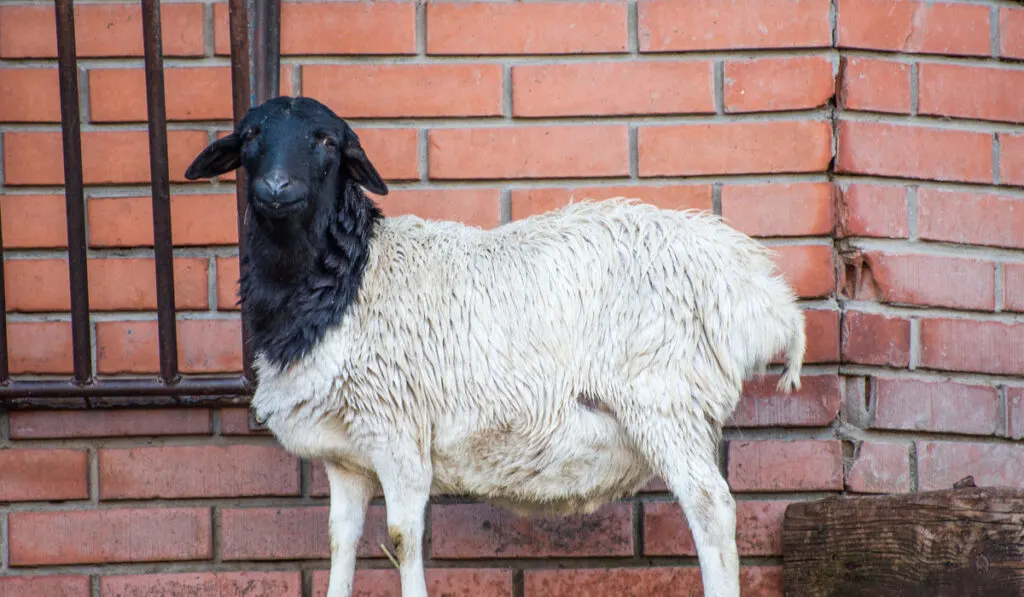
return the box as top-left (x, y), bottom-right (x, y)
top-left (0, 203), bottom-right (8, 384)
top-left (228, 0), bottom-right (254, 383)
top-left (253, 0), bottom-right (281, 104)
top-left (54, 0), bottom-right (93, 385)
top-left (140, 0), bottom-right (179, 384)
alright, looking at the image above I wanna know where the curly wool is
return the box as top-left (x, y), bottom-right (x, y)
top-left (251, 197), bottom-right (805, 515)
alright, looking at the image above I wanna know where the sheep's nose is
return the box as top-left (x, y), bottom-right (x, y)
top-left (264, 171), bottom-right (291, 195)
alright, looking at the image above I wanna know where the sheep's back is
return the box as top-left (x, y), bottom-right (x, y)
top-left (344, 198), bottom-right (794, 416)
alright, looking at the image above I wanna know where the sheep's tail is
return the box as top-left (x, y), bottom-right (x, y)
top-left (776, 311), bottom-right (806, 393)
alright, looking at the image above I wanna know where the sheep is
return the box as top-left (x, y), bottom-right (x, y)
top-left (184, 96), bottom-right (806, 597)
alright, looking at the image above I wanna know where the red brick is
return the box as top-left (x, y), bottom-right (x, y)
top-left (724, 56), bottom-right (835, 113)
top-left (0, 449), bottom-right (88, 502)
top-left (836, 121), bottom-right (993, 183)
top-left (845, 441), bottom-right (911, 494)
top-left (0, 4), bottom-right (204, 58)
top-left (510, 185), bottom-right (713, 221)
top-left (8, 508), bottom-right (212, 565)
top-left (10, 409), bottom-right (211, 439)
top-left (96, 319), bottom-right (242, 374)
top-left (836, 183), bottom-right (909, 239)
top-left (639, 120), bottom-right (832, 177)
top-left (920, 318), bottom-right (1024, 376)
top-left (8, 321), bottom-right (73, 374)
top-left (838, 0), bottom-right (991, 56)
top-left (217, 257), bottom-right (241, 311)
top-left (88, 194), bottom-right (239, 248)
top-left (3, 130), bottom-right (209, 186)
top-left (306, 64), bottom-right (503, 118)
top-left (848, 252), bottom-right (995, 310)
top-left (803, 308), bottom-right (841, 364)
top-left (513, 61), bottom-right (714, 117)
top-left (640, 0), bottom-right (831, 51)
top-left (220, 407), bottom-right (271, 436)
top-left (524, 566), bottom-right (783, 597)
top-left (644, 500), bottom-right (788, 556)
top-left (357, 128), bottom-right (420, 182)
top-left (919, 63), bottom-right (1024, 123)
top-left (1008, 388), bottom-right (1024, 440)
top-left (841, 311), bottom-right (911, 367)
top-left (0, 68), bottom-right (60, 122)
top-left (214, 2), bottom-right (415, 56)
top-left (721, 182), bottom-right (834, 238)
top-left (311, 569), bottom-right (513, 597)
top-left (427, 2), bottom-right (628, 55)
top-left (88, 67), bottom-right (292, 123)
top-left (100, 572), bottom-right (302, 597)
top-left (430, 502), bottom-right (633, 558)
top-left (375, 189), bottom-right (502, 229)
top-left (917, 441), bottom-right (1024, 491)
top-left (839, 57), bottom-right (912, 114)
top-left (770, 245), bottom-right (835, 299)
top-left (728, 440), bottom-right (843, 492)
top-left (1001, 134), bottom-right (1024, 186)
top-left (918, 188), bottom-right (1024, 250)
top-left (1, 195), bottom-right (68, 248)
top-left (99, 445), bottom-right (299, 500)
top-left (5, 258), bottom-right (209, 312)
top-left (871, 378), bottom-right (999, 436)
top-left (429, 126), bottom-right (628, 180)
top-left (1002, 8), bottom-right (1024, 59)
top-left (1006, 264), bottom-right (1024, 313)
top-left (730, 374), bottom-right (841, 428)
top-left (0, 576), bottom-right (91, 597)
top-left (219, 506), bottom-right (389, 561)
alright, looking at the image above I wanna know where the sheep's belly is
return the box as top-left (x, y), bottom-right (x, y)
top-left (430, 408), bottom-right (654, 516)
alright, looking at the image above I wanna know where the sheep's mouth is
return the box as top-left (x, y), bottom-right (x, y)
top-left (253, 197), bottom-right (308, 218)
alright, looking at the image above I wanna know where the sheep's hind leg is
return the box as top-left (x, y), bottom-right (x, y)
top-left (371, 446), bottom-right (431, 597)
top-left (618, 402), bottom-right (740, 597)
top-left (324, 463), bottom-right (376, 597)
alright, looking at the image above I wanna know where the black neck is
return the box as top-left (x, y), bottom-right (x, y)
top-left (239, 180), bottom-right (383, 369)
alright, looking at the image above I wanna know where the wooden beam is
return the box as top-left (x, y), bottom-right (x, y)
top-left (782, 485), bottom-right (1024, 597)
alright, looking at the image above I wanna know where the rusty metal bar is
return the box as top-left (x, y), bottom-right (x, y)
top-left (253, 0), bottom-right (281, 104)
top-left (0, 208), bottom-right (8, 384)
top-left (0, 376), bottom-right (249, 398)
top-left (140, 0), bottom-right (180, 385)
top-left (229, 0), bottom-right (255, 382)
top-left (54, 0), bottom-right (93, 385)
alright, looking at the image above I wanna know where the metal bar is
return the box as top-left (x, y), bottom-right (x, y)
top-left (6, 394), bottom-right (252, 411)
top-left (140, 0), bottom-right (180, 385)
top-left (54, 0), bottom-right (93, 385)
top-left (252, 0), bottom-right (281, 104)
top-left (228, 0), bottom-right (255, 383)
top-left (0, 376), bottom-right (250, 398)
top-left (0, 204), bottom-right (8, 384)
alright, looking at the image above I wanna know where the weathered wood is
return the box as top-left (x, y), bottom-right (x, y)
top-left (782, 486), bottom-right (1024, 597)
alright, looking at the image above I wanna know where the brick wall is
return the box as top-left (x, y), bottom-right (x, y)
top-left (0, 0), bottom-right (1022, 595)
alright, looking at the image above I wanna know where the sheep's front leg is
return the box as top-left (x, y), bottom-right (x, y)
top-left (325, 463), bottom-right (375, 597)
top-left (372, 449), bottom-right (431, 597)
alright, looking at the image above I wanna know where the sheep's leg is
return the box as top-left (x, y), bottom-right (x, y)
top-left (324, 463), bottom-right (375, 597)
top-left (372, 450), bottom-right (431, 597)
top-left (619, 407), bottom-right (740, 597)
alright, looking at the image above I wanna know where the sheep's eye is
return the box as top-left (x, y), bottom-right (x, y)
top-left (320, 136), bottom-right (338, 151)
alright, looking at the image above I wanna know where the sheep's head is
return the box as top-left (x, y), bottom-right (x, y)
top-left (183, 96), bottom-right (388, 220)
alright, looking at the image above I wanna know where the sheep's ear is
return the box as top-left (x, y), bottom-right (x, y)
top-left (184, 133), bottom-right (242, 180)
top-left (343, 143), bottom-right (388, 196)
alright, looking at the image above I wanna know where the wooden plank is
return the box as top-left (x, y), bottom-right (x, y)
top-left (782, 485), bottom-right (1024, 597)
